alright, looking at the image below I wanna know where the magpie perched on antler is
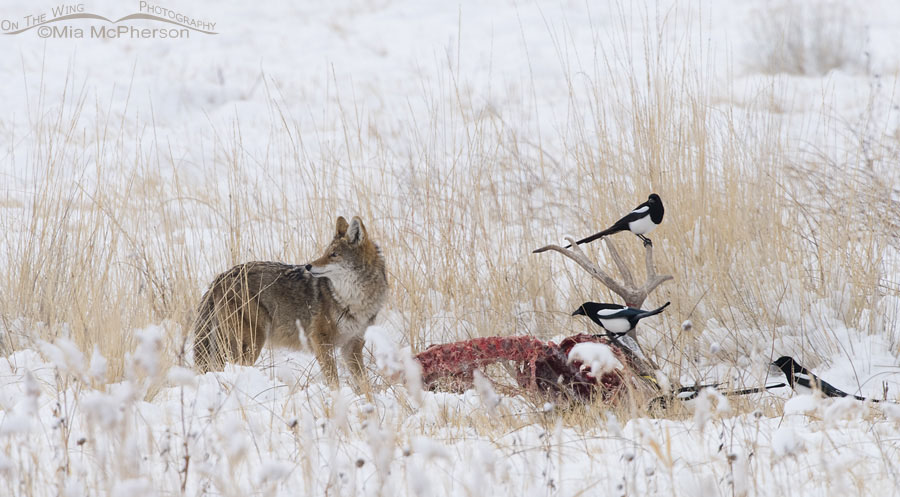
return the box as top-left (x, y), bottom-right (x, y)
top-left (569, 193), bottom-right (664, 248)
top-left (572, 301), bottom-right (670, 338)
top-left (772, 356), bottom-right (879, 402)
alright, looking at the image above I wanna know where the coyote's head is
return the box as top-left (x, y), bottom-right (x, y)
top-left (305, 216), bottom-right (383, 282)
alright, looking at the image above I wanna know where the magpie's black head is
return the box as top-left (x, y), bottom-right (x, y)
top-left (648, 193), bottom-right (661, 203)
top-left (572, 303), bottom-right (590, 316)
top-left (772, 356), bottom-right (803, 378)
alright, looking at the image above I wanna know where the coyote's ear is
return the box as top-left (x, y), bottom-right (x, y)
top-left (335, 216), bottom-right (349, 238)
top-left (346, 216), bottom-right (367, 244)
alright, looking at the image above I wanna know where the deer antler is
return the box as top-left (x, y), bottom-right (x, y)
top-left (638, 239), bottom-right (672, 298)
top-left (533, 238), bottom-right (633, 299)
top-left (533, 236), bottom-right (673, 340)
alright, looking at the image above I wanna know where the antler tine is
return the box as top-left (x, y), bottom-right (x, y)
top-left (640, 242), bottom-right (673, 295)
top-left (565, 236), bottom-right (587, 257)
top-left (533, 237), bottom-right (630, 302)
top-left (603, 238), bottom-right (635, 288)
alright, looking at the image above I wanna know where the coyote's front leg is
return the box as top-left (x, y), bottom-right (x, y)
top-left (342, 334), bottom-right (367, 390)
top-left (308, 315), bottom-right (339, 387)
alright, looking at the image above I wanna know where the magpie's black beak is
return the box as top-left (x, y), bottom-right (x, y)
top-left (572, 307), bottom-right (586, 316)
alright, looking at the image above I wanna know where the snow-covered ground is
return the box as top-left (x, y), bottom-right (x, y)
top-left (4, 335), bottom-right (900, 496)
top-left (2, 0), bottom-right (900, 495)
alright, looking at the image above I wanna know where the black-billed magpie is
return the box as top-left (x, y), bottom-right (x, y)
top-left (572, 301), bottom-right (670, 337)
top-left (649, 382), bottom-right (786, 410)
top-left (568, 193), bottom-right (664, 248)
top-left (772, 356), bottom-right (877, 402)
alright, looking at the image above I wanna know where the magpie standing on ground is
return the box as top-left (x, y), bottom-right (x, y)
top-left (772, 356), bottom-right (877, 402)
top-left (568, 193), bottom-right (664, 248)
top-left (572, 301), bottom-right (670, 338)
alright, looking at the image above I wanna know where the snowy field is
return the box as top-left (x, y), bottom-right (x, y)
top-left (2, 0), bottom-right (900, 495)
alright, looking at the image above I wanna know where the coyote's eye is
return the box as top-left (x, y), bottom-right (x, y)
top-left (331, 251), bottom-right (338, 257)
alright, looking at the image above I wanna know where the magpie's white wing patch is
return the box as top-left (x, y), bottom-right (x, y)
top-left (631, 205), bottom-right (649, 214)
top-left (595, 307), bottom-right (625, 317)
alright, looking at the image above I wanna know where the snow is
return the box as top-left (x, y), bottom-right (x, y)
top-left (567, 342), bottom-right (624, 376)
top-left (1, 0), bottom-right (900, 495)
top-left (165, 365), bottom-right (196, 387)
top-left (365, 326), bottom-right (424, 402)
top-left (88, 345), bottom-right (108, 383)
top-left (130, 325), bottom-right (166, 379)
top-left (38, 338), bottom-right (86, 378)
top-left (772, 427), bottom-right (804, 458)
top-left (472, 369), bottom-right (500, 410)
top-left (784, 394), bottom-right (820, 415)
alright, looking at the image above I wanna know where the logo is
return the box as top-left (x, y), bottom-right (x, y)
top-left (1, 2), bottom-right (217, 40)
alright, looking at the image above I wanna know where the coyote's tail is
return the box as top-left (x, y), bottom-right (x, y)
top-left (192, 291), bottom-right (219, 372)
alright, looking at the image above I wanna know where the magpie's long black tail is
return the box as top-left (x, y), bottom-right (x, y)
top-left (564, 226), bottom-right (622, 248)
top-left (635, 301), bottom-right (670, 320)
top-left (828, 386), bottom-right (878, 402)
top-left (849, 392), bottom-right (878, 402)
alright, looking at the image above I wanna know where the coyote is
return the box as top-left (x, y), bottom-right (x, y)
top-left (193, 216), bottom-right (388, 387)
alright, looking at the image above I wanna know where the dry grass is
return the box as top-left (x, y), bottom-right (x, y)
top-left (0, 2), bottom-right (897, 424)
